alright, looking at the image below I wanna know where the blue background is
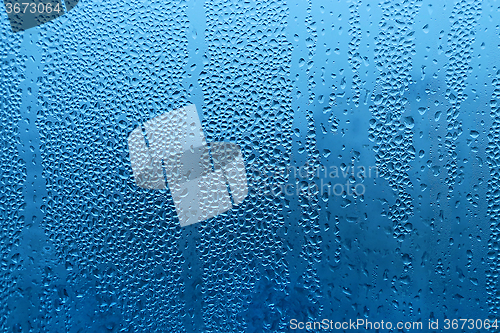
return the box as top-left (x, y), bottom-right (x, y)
top-left (0, 0), bottom-right (498, 332)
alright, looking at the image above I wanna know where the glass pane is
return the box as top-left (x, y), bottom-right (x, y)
top-left (0, 0), bottom-right (497, 331)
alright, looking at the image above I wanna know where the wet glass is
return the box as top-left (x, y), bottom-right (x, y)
top-left (0, 0), bottom-right (497, 331)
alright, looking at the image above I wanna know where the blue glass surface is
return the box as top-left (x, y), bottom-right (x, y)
top-left (0, 0), bottom-right (497, 332)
